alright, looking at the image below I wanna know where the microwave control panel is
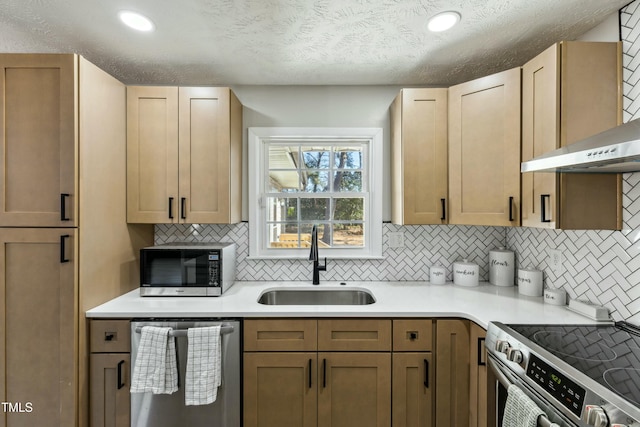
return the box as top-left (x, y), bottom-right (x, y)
top-left (208, 252), bottom-right (220, 286)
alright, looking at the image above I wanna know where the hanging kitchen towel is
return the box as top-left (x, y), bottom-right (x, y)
top-left (130, 326), bottom-right (178, 394)
top-left (185, 326), bottom-right (222, 406)
top-left (503, 384), bottom-right (546, 427)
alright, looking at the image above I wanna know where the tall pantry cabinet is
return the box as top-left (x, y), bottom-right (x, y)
top-left (0, 54), bottom-right (153, 427)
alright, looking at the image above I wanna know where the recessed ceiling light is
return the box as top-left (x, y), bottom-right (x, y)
top-left (118, 11), bottom-right (154, 32)
top-left (427, 11), bottom-right (461, 32)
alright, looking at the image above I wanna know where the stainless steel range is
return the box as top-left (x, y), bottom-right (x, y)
top-left (487, 321), bottom-right (640, 427)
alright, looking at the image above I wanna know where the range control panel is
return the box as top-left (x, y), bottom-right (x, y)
top-left (527, 354), bottom-right (585, 418)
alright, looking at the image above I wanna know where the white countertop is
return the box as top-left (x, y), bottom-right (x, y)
top-left (85, 281), bottom-right (603, 329)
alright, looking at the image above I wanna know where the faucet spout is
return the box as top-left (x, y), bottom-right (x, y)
top-left (309, 225), bottom-right (327, 285)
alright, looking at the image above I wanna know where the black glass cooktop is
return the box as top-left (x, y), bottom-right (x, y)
top-left (508, 322), bottom-right (640, 408)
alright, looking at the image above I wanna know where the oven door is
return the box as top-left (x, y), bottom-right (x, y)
top-left (488, 354), bottom-right (579, 427)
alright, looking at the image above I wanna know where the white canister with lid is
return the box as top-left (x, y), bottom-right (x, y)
top-left (453, 259), bottom-right (479, 287)
top-left (429, 266), bottom-right (447, 285)
top-left (489, 247), bottom-right (515, 287)
top-left (517, 268), bottom-right (543, 296)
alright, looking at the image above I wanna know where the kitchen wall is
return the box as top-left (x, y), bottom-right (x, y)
top-left (156, 7), bottom-right (640, 322)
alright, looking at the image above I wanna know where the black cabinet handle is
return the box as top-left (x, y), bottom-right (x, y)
top-left (541, 194), bottom-right (551, 223)
top-left (117, 360), bottom-right (126, 390)
top-left (60, 193), bottom-right (70, 221)
top-left (477, 337), bottom-right (486, 366)
top-left (181, 197), bottom-right (187, 220)
top-left (441, 198), bottom-right (446, 221)
top-left (168, 197), bottom-right (174, 219)
top-left (308, 359), bottom-right (312, 389)
top-left (322, 358), bottom-right (327, 388)
top-left (424, 359), bottom-right (429, 388)
top-left (60, 235), bottom-right (70, 263)
top-left (508, 196), bottom-right (514, 222)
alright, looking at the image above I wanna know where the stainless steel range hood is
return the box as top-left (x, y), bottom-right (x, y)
top-left (521, 118), bottom-right (640, 173)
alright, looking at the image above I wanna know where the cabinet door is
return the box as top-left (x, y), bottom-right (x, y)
top-left (522, 41), bottom-right (621, 230)
top-left (391, 88), bottom-right (448, 224)
top-left (244, 352), bottom-right (317, 427)
top-left (0, 54), bottom-right (77, 227)
top-left (178, 87), bottom-right (242, 224)
top-left (126, 86), bottom-right (179, 223)
top-left (0, 228), bottom-right (76, 427)
top-left (469, 323), bottom-right (490, 427)
top-left (449, 68), bottom-right (521, 226)
top-left (90, 354), bottom-right (130, 427)
top-left (435, 319), bottom-right (470, 427)
top-left (318, 352), bottom-right (391, 427)
top-left (392, 353), bottom-right (433, 427)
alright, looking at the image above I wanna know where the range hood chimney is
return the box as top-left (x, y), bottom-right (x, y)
top-left (521, 118), bottom-right (640, 173)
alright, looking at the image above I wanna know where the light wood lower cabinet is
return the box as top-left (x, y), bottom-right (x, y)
top-left (244, 319), bottom-right (392, 427)
top-left (0, 228), bottom-right (76, 427)
top-left (469, 323), bottom-right (490, 427)
top-left (318, 352), bottom-right (391, 427)
top-left (392, 353), bottom-right (433, 427)
top-left (244, 352), bottom-right (318, 427)
top-left (89, 320), bottom-right (131, 427)
top-left (90, 354), bottom-right (130, 427)
top-left (435, 319), bottom-right (471, 427)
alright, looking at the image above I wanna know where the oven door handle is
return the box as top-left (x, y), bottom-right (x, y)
top-left (487, 356), bottom-right (559, 427)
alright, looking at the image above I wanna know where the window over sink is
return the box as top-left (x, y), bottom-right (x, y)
top-left (248, 127), bottom-right (382, 259)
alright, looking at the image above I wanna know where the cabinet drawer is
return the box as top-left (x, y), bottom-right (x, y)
top-left (318, 319), bottom-right (391, 351)
top-left (244, 319), bottom-right (317, 351)
top-left (90, 320), bottom-right (131, 353)
top-left (393, 319), bottom-right (433, 352)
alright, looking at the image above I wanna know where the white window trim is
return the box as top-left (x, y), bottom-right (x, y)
top-left (248, 127), bottom-right (383, 259)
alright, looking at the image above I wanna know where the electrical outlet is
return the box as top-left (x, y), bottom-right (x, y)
top-left (388, 232), bottom-right (405, 248)
top-left (548, 249), bottom-right (563, 273)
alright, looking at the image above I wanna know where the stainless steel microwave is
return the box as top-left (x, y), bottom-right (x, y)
top-left (139, 242), bottom-right (236, 296)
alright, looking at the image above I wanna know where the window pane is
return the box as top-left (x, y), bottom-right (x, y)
top-left (300, 223), bottom-right (330, 248)
top-left (268, 223), bottom-right (302, 248)
top-left (268, 145), bottom-right (299, 169)
top-left (333, 223), bottom-right (364, 247)
top-left (302, 148), bottom-right (330, 169)
top-left (334, 198), bottom-right (364, 220)
top-left (268, 170), bottom-right (302, 192)
top-left (334, 147), bottom-right (363, 169)
top-left (304, 171), bottom-right (329, 192)
top-left (300, 198), bottom-right (329, 221)
top-left (333, 171), bottom-right (362, 192)
top-left (267, 198), bottom-right (297, 221)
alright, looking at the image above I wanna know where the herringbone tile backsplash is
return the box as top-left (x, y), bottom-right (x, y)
top-left (156, 3), bottom-right (640, 322)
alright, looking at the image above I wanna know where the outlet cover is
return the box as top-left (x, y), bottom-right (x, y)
top-left (548, 249), bottom-right (563, 273)
top-left (388, 232), bottom-right (405, 248)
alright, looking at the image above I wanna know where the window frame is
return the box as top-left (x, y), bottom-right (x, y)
top-left (248, 127), bottom-right (383, 259)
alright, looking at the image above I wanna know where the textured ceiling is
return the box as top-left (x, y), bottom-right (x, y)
top-left (0, 0), bottom-right (629, 85)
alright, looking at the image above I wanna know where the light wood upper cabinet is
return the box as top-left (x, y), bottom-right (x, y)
top-left (391, 88), bottom-right (448, 224)
top-left (449, 68), bottom-right (522, 226)
top-left (127, 86), bottom-right (242, 224)
top-left (521, 41), bottom-right (622, 230)
top-left (0, 54), bottom-right (77, 227)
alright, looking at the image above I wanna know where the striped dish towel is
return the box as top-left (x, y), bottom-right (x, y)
top-left (503, 384), bottom-right (546, 427)
top-left (130, 326), bottom-right (178, 394)
top-left (185, 326), bottom-right (222, 406)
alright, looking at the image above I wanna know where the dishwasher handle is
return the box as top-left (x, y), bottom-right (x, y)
top-left (134, 324), bottom-right (235, 337)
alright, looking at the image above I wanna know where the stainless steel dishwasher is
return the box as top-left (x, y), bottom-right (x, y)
top-left (130, 319), bottom-right (241, 427)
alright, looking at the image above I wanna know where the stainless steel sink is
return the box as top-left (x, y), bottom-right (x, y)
top-left (257, 287), bottom-right (376, 305)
